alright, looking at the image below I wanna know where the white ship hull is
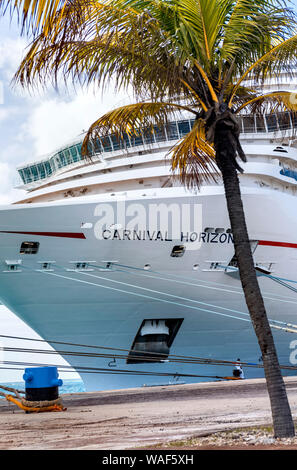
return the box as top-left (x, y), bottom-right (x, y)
top-left (0, 186), bottom-right (296, 390)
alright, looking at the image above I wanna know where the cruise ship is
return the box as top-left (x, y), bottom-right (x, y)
top-left (1, 84), bottom-right (297, 390)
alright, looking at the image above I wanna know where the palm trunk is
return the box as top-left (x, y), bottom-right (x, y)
top-left (214, 121), bottom-right (295, 438)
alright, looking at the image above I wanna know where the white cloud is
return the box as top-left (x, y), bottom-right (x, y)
top-left (0, 37), bottom-right (27, 84)
top-left (0, 105), bottom-right (21, 122)
top-left (0, 32), bottom-right (133, 206)
top-left (25, 86), bottom-right (132, 157)
top-left (0, 107), bottom-right (9, 121)
top-left (0, 161), bottom-right (25, 203)
top-left (0, 161), bottom-right (13, 190)
top-left (0, 81), bottom-right (3, 105)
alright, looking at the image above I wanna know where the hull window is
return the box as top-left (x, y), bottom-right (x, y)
top-left (20, 242), bottom-right (39, 254)
top-left (127, 318), bottom-right (183, 364)
top-left (171, 245), bottom-right (186, 258)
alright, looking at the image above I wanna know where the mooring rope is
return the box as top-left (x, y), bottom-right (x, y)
top-left (2, 335), bottom-right (297, 372)
top-left (0, 360), bottom-right (243, 381)
top-left (0, 384), bottom-right (65, 412)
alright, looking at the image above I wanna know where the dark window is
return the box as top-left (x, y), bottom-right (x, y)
top-left (70, 146), bottom-right (79, 162)
top-left (256, 115), bottom-right (266, 133)
top-left (153, 125), bottom-right (166, 142)
top-left (110, 134), bottom-right (121, 151)
top-left (178, 120), bottom-right (190, 136)
top-left (171, 245), bottom-right (186, 258)
top-left (18, 169), bottom-right (26, 184)
top-left (130, 133), bottom-right (144, 146)
top-left (20, 241), bottom-right (39, 254)
top-left (266, 114), bottom-right (278, 132)
top-left (30, 165), bottom-right (39, 181)
top-left (277, 112), bottom-right (291, 130)
top-left (166, 122), bottom-right (179, 140)
top-left (76, 143), bottom-right (83, 158)
top-left (58, 151), bottom-right (67, 166)
top-left (142, 127), bottom-right (155, 144)
top-left (242, 115), bottom-right (255, 133)
top-left (121, 132), bottom-right (131, 149)
top-left (101, 136), bottom-right (112, 152)
top-left (36, 163), bottom-right (46, 179)
top-left (44, 161), bottom-right (53, 176)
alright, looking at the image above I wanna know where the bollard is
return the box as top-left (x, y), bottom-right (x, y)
top-left (23, 366), bottom-right (63, 402)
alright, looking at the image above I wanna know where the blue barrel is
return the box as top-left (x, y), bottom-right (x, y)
top-left (23, 366), bottom-right (63, 402)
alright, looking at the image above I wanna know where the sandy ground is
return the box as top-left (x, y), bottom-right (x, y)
top-left (1, 377), bottom-right (297, 450)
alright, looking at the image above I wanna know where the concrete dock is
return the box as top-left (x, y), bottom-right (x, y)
top-left (1, 377), bottom-right (297, 450)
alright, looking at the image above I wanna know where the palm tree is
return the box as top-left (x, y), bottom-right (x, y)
top-left (2, 0), bottom-right (297, 437)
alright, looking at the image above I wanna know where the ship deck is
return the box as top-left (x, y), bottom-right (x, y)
top-left (1, 377), bottom-right (297, 450)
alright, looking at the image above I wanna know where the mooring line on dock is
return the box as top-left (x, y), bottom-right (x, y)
top-left (1, 345), bottom-right (266, 368)
top-left (2, 335), bottom-right (297, 373)
top-left (0, 360), bottom-right (244, 381)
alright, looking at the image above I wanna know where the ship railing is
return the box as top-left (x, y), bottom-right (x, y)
top-left (16, 111), bottom-right (297, 186)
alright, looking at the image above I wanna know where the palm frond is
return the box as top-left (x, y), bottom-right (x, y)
top-left (0, 0), bottom-right (68, 34)
top-left (15, 36), bottom-right (186, 98)
top-left (81, 100), bottom-right (197, 157)
top-left (221, 0), bottom-right (294, 64)
top-left (176, 0), bottom-right (229, 66)
top-left (229, 33), bottom-right (297, 106)
top-left (14, 0), bottom-right (203, 101)
top-left (235, 91), bottom-right (297, 114)
top-left (171, 118), bottom-right (219, 189)
top-left (5, 0), bottom-right (297, 108)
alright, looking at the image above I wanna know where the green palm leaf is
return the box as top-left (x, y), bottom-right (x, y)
top-left (0, 0), bottom-right (68, 33)
top-left (81, 100), bottom-right (198, 156)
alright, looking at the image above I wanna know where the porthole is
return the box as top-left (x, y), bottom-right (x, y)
top-left (20, 241), bottom-right (39, 255)
top-left (193, 264), bottom-right (199, 270)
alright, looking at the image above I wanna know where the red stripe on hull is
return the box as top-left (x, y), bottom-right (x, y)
top-left (0, 231), bottom-right (86, 239)
top-left (258, 240), bottom-right (297, 249)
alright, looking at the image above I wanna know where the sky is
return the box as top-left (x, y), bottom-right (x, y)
top-left (1, 1), bottom-right (297, 382)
